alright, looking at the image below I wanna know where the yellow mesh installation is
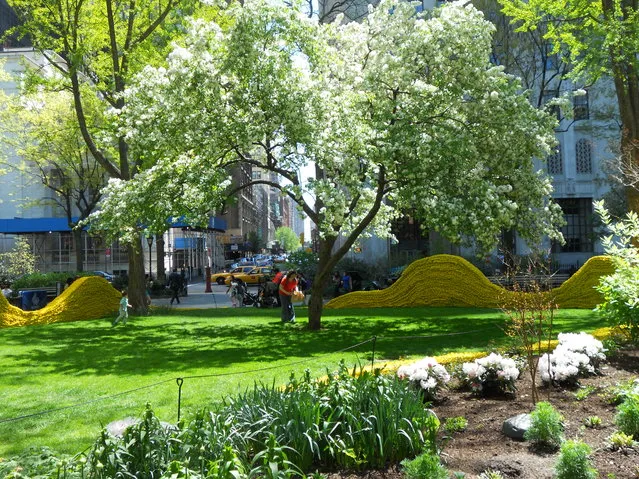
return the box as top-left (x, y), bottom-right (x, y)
top-left (0, 276), bottom-right (120, 328)
top-left (325, 254), bottom-right (614, 310)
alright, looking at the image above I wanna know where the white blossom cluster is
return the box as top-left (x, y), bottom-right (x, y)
top-left (93, 0), bottom-right (563, 256)
top-left (397, 357), bottom-right (450, 400)
top-left (538, 332), bottom-right (606, 384)
top-left (460, 353), bottom-right (520, 395)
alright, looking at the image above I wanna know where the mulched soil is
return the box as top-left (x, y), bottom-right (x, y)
top-left (327, 349), bottom-right (639, 479)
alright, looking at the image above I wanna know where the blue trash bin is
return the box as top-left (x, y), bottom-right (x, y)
top-left (20, 290), bottom-right (48, 310)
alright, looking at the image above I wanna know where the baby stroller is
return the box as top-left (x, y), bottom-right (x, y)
top-left (242, 289), bottom-right (259, 307)
top-left (256, 281), bottom-right (279, 308)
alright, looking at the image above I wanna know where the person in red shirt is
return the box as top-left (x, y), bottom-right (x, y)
top-left (278, 271), bottom-right (299, 323)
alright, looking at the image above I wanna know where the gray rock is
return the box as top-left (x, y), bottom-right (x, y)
top-left (502, 413), bottom-right (532, 440)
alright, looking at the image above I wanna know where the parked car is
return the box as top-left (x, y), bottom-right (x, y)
top-left (211, 266), bottom-right (256, 285)
top-left (93, 271), bottom-right (114, 282)
top-left (222, 266), bottom-right (274, 285)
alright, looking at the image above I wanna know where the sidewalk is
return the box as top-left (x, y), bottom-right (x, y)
top-left (152, 281), bottom-right (240, 309)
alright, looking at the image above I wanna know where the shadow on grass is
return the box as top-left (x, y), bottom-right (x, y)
top-left (0, 307), bottom-right (604, 378)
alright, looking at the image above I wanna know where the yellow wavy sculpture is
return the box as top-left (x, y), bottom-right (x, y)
top-left (325, 254), bottom-right (614, 310)
top-left (0, 276), bottom-right (120, 328)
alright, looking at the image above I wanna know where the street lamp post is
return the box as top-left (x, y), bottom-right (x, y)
top-left (147, 236), bottom-right (154, 280)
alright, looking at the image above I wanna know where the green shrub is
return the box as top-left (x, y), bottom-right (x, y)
top-left (400, 452), bottom-right (449, 479)
top-left (605, 379), bottom-right (639, 405)
top-left (574, 385), bottom-right (597, 401)
top-left (555, 440), bottom-right (597, 479)
top-left (443, 416), bottom-right (468, 434)
top-left (607, 431), bottom-right (637, 450)
top-left (584, 416), bottom-right (602, 428)
top-left (524, 401), bottom-right (564, 450)
top-left (615, 394), bottom-right (639, 439)
top-left (595, 201), bottom-right (639, 344)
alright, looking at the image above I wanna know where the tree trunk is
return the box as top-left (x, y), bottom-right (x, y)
top-left (73, 228), bottom-right (84, 272)
top-left (308, 236), bottom-right (337, 330)
top-left (156, 236), bottom-right (166, 283)
top-left (127, 238), bottom-right (148, 315)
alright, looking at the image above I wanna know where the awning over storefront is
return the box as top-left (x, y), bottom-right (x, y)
top-left (172, 216), bottom-right (227, 232)
top-left (0, 217), bottom-right (78, 234)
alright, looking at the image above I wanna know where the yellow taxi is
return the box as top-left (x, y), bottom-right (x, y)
top-left (211, 266), bottom-right (256, 285)
top-left (223, 266), bottom-right (275, 285)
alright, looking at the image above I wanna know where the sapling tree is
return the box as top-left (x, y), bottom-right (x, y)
top-left (0, 237), bottom-right (37, 284)
top-left (91, 0), bottom-right (564, 329)
top-left (500, 253), bottom-right (557, 404)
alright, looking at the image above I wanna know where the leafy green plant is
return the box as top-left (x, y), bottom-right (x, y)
top-left (524, 401), bottom-right (564, 450)
top-left (584, 416), bottom-right (602, 428)
top-left (478, 470), bottom-right (505, 479)
top-left (595, 202), bottom-right (639, 344)
top-left (615, 393), bottom-right (639, 439)
top-left (604, 379), bottom-right (639, 405)
top-left (400, 452), bottom-right (449, 479)
top-left (574, 385), bottom-right (597, 401)
top-left (443, 416), bottom-right (468, 434)
top-left (607, 431), bottom-right (637, 450)
top-left (554, 440), bottom-right (597, 479)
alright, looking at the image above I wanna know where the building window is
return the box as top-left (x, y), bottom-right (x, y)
top-left (573, 91), bottom-right (589, 120)
top-left (547, 144), bottom-right (563, 175)
top-left (552, 198), bottom-right (594, 253)
top-left (576, 139), bottom-right (593, 174)
top-left (542, 89), bottom-right (560, 120)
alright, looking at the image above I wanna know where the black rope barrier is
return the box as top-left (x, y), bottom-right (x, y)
top-left (1, 327), bottom-right (502, 426)
top-left (0, 337), bottom-right (376, 426)
top-left (0, 378), bottom-right (175, 425)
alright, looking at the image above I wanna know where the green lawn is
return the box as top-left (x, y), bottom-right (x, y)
top-left (0, 306), bottom-right (604, 457)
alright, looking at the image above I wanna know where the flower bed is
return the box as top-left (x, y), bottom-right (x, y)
top-left (0, 277), bottom-right (120, 328)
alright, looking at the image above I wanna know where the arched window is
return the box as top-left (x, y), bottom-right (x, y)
top-left (547, 144), bottom-right (563, 175)
top-left (576, 139), bottom-right (593, 174)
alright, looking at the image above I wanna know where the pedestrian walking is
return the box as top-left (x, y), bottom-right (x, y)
top-left (341, 271), bottom-right (353, 293)
top-left (112, 291), bottom-right (132, 326)
top-left (332, 272), bottom-right (342, 298)
top-left (278, 271), bottom-right (299, 323)
top-left (227, 275), bottom-right (246, 307)
top-left (168, 270), bottom-right (183, 305)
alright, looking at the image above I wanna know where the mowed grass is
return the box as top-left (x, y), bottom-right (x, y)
top-left (0, 305), bottom-right (604, 457)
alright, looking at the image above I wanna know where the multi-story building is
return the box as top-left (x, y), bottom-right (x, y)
top-left (0, 46), bottom-right (229, 279)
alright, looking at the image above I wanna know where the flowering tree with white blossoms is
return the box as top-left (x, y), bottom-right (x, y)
top-left (93, 0), bottom-right (563, 329)
top-left (397, 357), bottom-right (450, 401)
top-left (460, 352), bottom-right (521, 396)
